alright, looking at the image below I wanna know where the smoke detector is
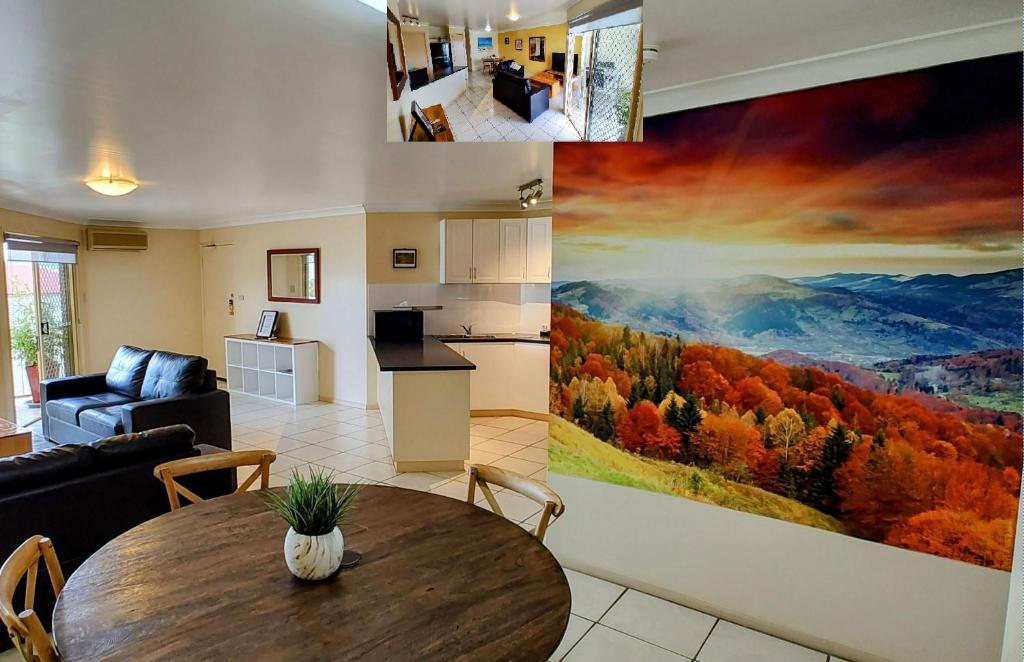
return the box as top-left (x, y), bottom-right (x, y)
top-left (642, 45), bottom-right (659, 64)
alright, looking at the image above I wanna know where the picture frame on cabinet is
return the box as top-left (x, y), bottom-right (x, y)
top-left (393, 248), bottom-right (417, 268)
top-left (255, 310), bottom-right (280, 339)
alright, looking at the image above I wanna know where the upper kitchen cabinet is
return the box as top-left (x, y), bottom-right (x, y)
top-left (499, 219), bottom-right (528, 283)
top-left (440, 218), bottom-right (499, 284)
top-left (526, 217), bottom-right (552, 284)
top-left (440, 217), bottom-right (551, 284)
top-left (472, 219), bottom-right (500, 283)
top-left (440, 218), bottom-right (473, 283)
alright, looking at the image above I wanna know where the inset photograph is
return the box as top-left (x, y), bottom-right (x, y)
top-left (386, 0), bottom-right (643, 142)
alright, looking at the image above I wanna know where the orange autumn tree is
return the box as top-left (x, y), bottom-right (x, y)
top-left (616, 401), bottom-right (681, 460)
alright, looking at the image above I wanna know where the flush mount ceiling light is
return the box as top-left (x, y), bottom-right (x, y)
top-left (518, 178), bottom-right (543, 209)
top-left (508, 11), bottom-right (519, 21)
top-left (84, 175), bottom-right (138, 196)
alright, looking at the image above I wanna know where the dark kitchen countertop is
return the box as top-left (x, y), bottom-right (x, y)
top-left (432, 333), bottom-right (550, 345)
top-left (369, 336), bottom-right (476, 372)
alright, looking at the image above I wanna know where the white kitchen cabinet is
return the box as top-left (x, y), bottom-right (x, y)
top-left (526, 217), bottom-right (552, 283)
top-left (440, 219), bottom-right (473, 283)
top-left (499, 218), bottom-right (528, 283)
top-left (440, 216), bottom-right (551, 285)
top-left (514, 342), bottom-right (550, 413)
top-left (471, 219), bottom-right (500, 283)
top-left (444, 341), bottom-right (548, 415)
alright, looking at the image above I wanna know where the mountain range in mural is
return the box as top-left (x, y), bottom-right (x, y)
top-left (552, 268), bottom-right (1021, 365)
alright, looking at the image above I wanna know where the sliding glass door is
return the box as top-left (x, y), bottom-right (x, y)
top-left (34, 261), bottom-right (77, 380)
top-left (4, 234), bottom-right (79, 425)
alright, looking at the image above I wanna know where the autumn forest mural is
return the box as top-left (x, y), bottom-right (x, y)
top-left (548, 53), bottom-right (1022, 570)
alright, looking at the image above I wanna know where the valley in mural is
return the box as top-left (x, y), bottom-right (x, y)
top-left (549, 53), bottom-right (1022, 570)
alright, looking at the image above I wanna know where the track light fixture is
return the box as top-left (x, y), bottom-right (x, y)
top-left (517, 178), bottom-right (543, 209)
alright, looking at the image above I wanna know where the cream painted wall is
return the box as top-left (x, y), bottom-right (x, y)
top-left (366, 210), bottom-right (554, 284)
top-left (76, 228), bottom-right (202, 372)
top-left (469, 29), bottom-right (499, 70)
top-left (198, 212), bottom-right (368, 406)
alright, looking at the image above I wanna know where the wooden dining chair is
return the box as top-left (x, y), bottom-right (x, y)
top-left (466, 464), bottom-right (565, 542)
top-left (0, 535), bottom-right (65, 662)
top-left (154, 449), bottom-right (277, 511)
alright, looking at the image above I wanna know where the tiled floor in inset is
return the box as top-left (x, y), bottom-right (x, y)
top-left (441, 71), bottom-right (582, 143)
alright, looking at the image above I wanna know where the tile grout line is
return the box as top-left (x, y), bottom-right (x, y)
top-left (693, 618), bottom-right (719, 661)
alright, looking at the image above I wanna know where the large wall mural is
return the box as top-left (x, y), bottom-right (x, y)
top-left (549, 53), bottom-right (1022, 570)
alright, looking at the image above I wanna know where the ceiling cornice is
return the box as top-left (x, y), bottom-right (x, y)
top-left (199, 204), bottom-right (367, 230)
top-left (363, 199), bottom-right (552, 213)
top-left (643, 18), bottom-right (1021, 117)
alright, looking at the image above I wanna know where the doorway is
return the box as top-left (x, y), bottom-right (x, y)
top-left (4, 247), bottom-right (78, 429)
top-left (564, 21), bottom-right (642, 141)
top-left (200, 242), bottom-right (236, 378)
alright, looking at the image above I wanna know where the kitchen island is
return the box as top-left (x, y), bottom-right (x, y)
top-left (369, 336), bottom-right (475, 472)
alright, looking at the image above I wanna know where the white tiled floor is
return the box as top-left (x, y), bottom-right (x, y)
top-left (443, 70), bottom-right (582, 142)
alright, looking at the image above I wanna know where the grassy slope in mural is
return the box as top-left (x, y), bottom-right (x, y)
top-left (549, 416), bottom-right (846, 533)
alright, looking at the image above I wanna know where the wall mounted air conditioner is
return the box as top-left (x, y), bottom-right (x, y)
top-left (86, 227), bottom-right (149, 251)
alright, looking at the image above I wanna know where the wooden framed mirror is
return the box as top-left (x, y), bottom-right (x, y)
top-left (387, 8), bottom-right (408, 101)
top-left (267, 248), bottom-right (320, 304)
top-left (529, 36), bottom-right (545, 62)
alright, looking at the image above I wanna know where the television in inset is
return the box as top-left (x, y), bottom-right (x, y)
top-left (551, 52), bottom-right (565, 73)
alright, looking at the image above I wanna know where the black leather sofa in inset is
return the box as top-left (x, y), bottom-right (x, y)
top-left (0, 424), bottom-right (235, 650)
top-left (492, 61), bottom-right (550, 123)
top-left (41, 345), bottom-right (231, 450)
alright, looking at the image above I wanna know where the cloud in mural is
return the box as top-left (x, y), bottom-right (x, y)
top-left (553, 54), bottom-right (1021, 280)
top-left (548, 53), bottom-right (1022, 571)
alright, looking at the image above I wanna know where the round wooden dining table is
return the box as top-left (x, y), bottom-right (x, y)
top-left (52, 485), bottom-right (571, 661)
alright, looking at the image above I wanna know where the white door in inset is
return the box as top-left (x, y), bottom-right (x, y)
top-left (526, 217), bottom-right (552, 283)
top-left (499, 219), bottom-right (528, 283)
top-left (201, 243), bottom-right (236, 377)
top-left (441, 219), bottom-right (473, 283)
top-left (472, 219), bottom-right (500, 283)
top-left (450, 32), bottom-right (468, 68)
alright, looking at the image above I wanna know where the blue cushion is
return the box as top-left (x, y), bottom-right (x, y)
top-left (140, 351), bottom-right (208, 400)
top-left (45, 392), bottom-right (137, 425)
top-left (105, 346), bottom-right (154, 397)
top-left (78, 406), bottom-right (125, 437)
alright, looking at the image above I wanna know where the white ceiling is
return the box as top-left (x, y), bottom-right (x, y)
top-left (0, 0), bottom-right (552, 228)
top-left (391, 0), bottom-right (573, 31)
top-left (0, 1), bottom-right (1019, 229)
top-left (643, 0), bottom-right (1021, 92)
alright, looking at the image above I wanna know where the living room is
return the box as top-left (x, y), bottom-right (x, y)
top-left (2, 1), bottom-right (1023, 661)
top-left (387, 0), bottom-right (643, 142)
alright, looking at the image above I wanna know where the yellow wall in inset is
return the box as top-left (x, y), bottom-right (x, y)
top-left (497, 23), bottom-right (568, 77)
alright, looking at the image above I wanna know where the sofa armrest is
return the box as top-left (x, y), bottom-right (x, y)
top-left (40, 373), bottom-right (107, 402)
top-left (121, 390), bottom-right (232, 450)
top-left (40, 373), bottom-right (109, 440)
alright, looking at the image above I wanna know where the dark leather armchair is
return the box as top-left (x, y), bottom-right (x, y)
top-left (41, 346), bottom-right (231, 449)
top-left (493, 70), bottom-right (550, 122)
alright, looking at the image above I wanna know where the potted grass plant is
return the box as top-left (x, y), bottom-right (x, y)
top-left (263, 468), bottom-right (363, 581)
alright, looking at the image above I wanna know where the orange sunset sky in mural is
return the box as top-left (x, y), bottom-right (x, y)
top-left (554, 54), bottom-right (1022, 280)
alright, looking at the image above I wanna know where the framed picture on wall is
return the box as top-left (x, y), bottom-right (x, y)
top-left (393, 248), bottom-right (417, 269)
top-left (514, 39), bottom-right (523, 51)
top-left (504, 37), bottom-right (510, 45)
top-left (477, 36), bottom-right (493, 50)
top-left (255, 310), bottom-right (280, 339)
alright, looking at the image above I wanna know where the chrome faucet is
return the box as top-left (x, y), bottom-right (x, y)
top-left (460, 324), bottom-right (473, 335)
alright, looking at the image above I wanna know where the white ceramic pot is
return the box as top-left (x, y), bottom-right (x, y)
top-left (284, 526), bottom-right (344, 581)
